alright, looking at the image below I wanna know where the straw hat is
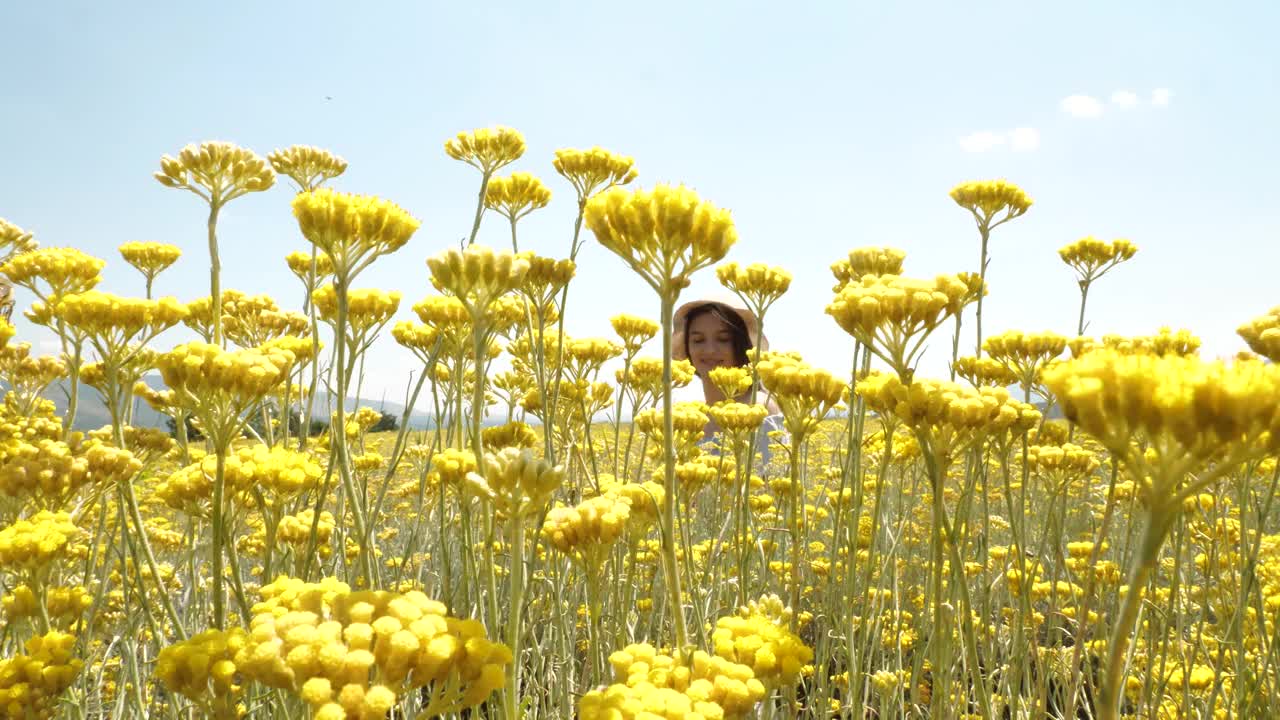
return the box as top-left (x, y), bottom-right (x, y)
top-left (672, 295), bottom-right (769, 362)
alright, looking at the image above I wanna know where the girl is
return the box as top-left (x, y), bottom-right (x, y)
top-left (671, 297), bottom-right (785, 463)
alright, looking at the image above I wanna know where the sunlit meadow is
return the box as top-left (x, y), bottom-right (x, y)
top-left (1, 128), bottom-right (1279, 720)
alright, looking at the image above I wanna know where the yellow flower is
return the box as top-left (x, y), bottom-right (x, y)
top-left (52, 291), bottom-right (188, 349)
top-left (585, 184), bottom-right (737, 298)
top-left (981, 329), bottom-right (1067, 392)
top-left (156, 628), bottom-right (248, 702)
top-left (1059, 236), bottom-right (1138, 284)
top-left (717, 262), bottom-right (791, 315)
top-left (0, 510), bottom-right (83, 572)
top-left (286, 250), bottom-right (335, 284)
top-left (155, 141), bottom-right (275, 200)
top-left (542, 493), bottom-right (632, 569)
top-left (444, 126), bottom-right (526, 174)
top-left (484, 172), bottom-right (552, 224)
top-left (708, 366), bottom-right (753, 400)
top-left (611, 314), bottom-right (659, 354)
top-left (269, 145), bottom-right (348, 191)
top-left (157, 342), bottom-right (295, 447)
top-left (1238, 307), bottom-right (1280, 362)
top-left (118, 241), bottom-right (181, 284)
top-left (1069, 328), bottom-right (1201, 358)
top-left (1, 247), bottom-right (104, 300)
top-left (427, 244), bottom-right (530, 313)
top-left (755, 355), bottom-right (844, 440)
top-left (952, 355), bottom-right (1019, 388)
top-left (553, 147), bottom-right (638, 201)
top-left (291, 188), bottom-right (420, 280)
top-left (826, 273), bottom-right (971, 378)
top-left (1042, 350), bottom-right (1280, 498)
top-left (949, 179), bottom-right (1033, 227)
top-left (0, 218), bottom-right (39, 262)
top-left (711, 597), bottom-right (813, 689)
top-left (830, 247), bottom-right (906, 290)
top-left (312, 286), bottom-right (401, 336)
top-left (464, 447), bottom-right (564, 519)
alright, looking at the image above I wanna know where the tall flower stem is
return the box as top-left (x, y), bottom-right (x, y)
top-left (974, 226), bottom-right (990, 357)
top-left (1075, 280), bottom-right (1092, 336)
top-left (504, 516), bottom-right (527, 720)
top-left (207, 202), bottom-right (224, 347)
top-left (658, 293), bottom-right (689, 649)
top-left (1099, 508), bottom-right (1173, 720)
top-left (466, 173), bottom-right (491, 247)
top-left (332, 281), bottom-right (375, 583)
top-left (211, 446), bottom-right (229, 629)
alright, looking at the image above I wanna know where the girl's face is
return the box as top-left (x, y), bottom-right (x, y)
top-left (687, 311), bottom-right (738, 376)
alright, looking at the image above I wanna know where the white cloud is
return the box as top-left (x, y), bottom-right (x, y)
top-left (1061, 94), bottom-right (1104, 118)
top-left (1152, 88), bottom-right (1172, 107)
top-left (1111, 90), bottom-right (1139, 109)
top-left (1009, 127), bottom-right (1040, 151)
top-left (959, 128), bottom-right (1040, 153)
top-left (959, 131), bottom-right (1005, 153)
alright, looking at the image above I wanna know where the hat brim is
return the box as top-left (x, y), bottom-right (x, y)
top-left (671, 299), bottom-right (769, 362)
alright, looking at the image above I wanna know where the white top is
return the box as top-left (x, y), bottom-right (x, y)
top-left (698, 413), bottom-right (788, 472)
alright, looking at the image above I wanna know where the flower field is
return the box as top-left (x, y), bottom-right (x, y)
top-left (1, 127), bottom-right (1278, 720)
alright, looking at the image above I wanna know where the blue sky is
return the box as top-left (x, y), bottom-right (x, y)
top-left (3, 2), bottom-right (1278, 408)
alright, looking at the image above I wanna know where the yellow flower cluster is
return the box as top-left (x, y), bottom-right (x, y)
top-left (277, 509), bottom-right (336, 554)
top-left (1238, 307), bottom-right (1280, 362)
top-left (237, 576), bottom-right (510, 718)
top-left (118, 240), bottom-right (181, 279)
top-left (711, 597), bottom-right (813, 688)
top-left (428, 244), bottom-right (530, 312)
top-left (0, 437), bottom-right (140, 507)
top-left (542, 492), bottom-right (632, 569)
top-left (856, 372), bottom-right (1040, 457)
top-left (953, 355), bottom-right (1019, 388)
top-left (716, 262), bottom-right (791, 311)
top-left (312, 286), bottom-right (401, 333)
top-left (464, 447), bottom-right (563, 519)
top-left (949, 179), bottom-right (1033, 224)
top-left (483, 421), bottom-right (539, 450)
top-left (1058, 236), bottom-right (1138, 283)
top-left (155, 141), bottom-right (276, 200)
top-left (1069, 328), bottom-right (1201, 358)
top-left (579, 681), bottom-right (728, 720)
top-left (830, 247), bottom-right (907, 290)
top-left (428, 448), bottom-right (477, 490)
top-left (2, 584), bottom-right (91, 624)
top-left (599, 477), bottom-right (665, 540)
top-left (826, 273), bottom-right (970, 375)
top-left (291, 189), bottom-right (420, 279)
top-left (53, 290), bottom-right (188, 341)
top-left (756, 356), bottom-right (844, 439)
top-left (156, 627), bottom-right (247, 702)
top-left (612, 313), bottom-right (659, 353)
top-left (0, 510), bottom-right (83, 573)
top-left (0, 631), bottom-right (83, 717)
top-left (635, 402), bottom-right (710, 460)
top-left (518, 252), bottom-right (575, 314)
top-left (707, 402), bottom-right (769, 437)
top-left (286, 250), bottom-right (334, 283)
top-left (1026, 443), bottom-right (1100, 480)
top-left (601, 642), bottom-right (767, 719)
top-left (1, 247), bottom-right (104, 299)
top-left (485, 172), bottom-right (552, 223)
top-left (157, 342), bottom-right (294, 410)
top-left (585, 184), bottom-right (737, 297)
top-left (553, 147), bottom-right (638, 200)
top-left (269, 145), bottom-right (348, 190)
top-left (0, 218), bottom-right (38, 260)
top-left (707, 367), bottom-right (752, 401)
top-left (982, 329), bottom-right (1067, 388)
top-left (159, 445), bottom-right (318, 514)
top-left (445, 126), bottom-right (526, 174)
top-left (1042, 350), bottom-right (1280, 485)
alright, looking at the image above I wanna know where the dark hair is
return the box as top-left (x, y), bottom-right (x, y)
top-left (683, 304), bottom-right (752, 368)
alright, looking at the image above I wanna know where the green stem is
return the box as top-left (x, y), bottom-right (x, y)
top-left (658, 293), bottom-right (689, 649)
